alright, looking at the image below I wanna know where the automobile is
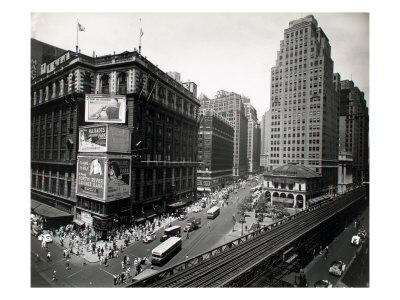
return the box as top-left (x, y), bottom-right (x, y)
top-left (31, 226), bottom-right (43, 237)
top-left (178, 214), bottom-right (186, 221)
top-left (329, 260), bottom-right (346, 276)
top-left (351, 235), bottom-right (361, 246)
top-left (38, 233), bottom-right (53, 243)
top-left (314, 280), bottom-right (333, 288)
top-left (201, 201), bottom-right (207, 208)
top-left (211, 199), bottom-right (218, 206)
top-left (143, 232), bottom-right (156, 243)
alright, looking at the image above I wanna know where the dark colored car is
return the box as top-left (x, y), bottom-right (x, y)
top-left (314, 280), bottom-right (333, 288)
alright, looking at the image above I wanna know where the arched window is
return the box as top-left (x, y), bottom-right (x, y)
top-left (117, 72), bottom-right (127, 94)
top-left (100, 74), bottom-right (110, 94)
top-left (83, 73), bottom-right (92, 94)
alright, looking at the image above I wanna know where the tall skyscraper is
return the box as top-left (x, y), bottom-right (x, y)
top-left (339, 79), bottom-right (369, 183)
top-left (200, 91), bottom-right (248, 178)
top-left (269, 15), bottom-right (339, 190)
top-left (260, 109), bottom-right (271, 169)
top-left (242, 98), bottom-right (260, 174)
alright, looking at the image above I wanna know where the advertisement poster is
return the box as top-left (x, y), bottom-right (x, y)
top-left (106, 158), bottom-right (131, 200)
top-left (85, 94), bottom-right (126, 124)
top-left (79, 125), bottom-right (107, 152)
top-left (76, 156), bottom-right (106, 200)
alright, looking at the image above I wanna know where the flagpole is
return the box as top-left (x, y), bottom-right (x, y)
top-left (139, 18), bottom-right (143, 55)
top-left (76, 19), bottom-right (79, 54)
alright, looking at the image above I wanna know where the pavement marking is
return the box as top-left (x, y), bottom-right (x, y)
top-left (66, 269), bottom-right (83, 279)
top-left (101, 268), bottom-right (115, 277)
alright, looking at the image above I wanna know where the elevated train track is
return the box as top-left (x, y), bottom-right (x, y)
top-left (129, 186), bottom-right (367, 287)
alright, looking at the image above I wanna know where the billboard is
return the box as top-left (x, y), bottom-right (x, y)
top-left (76, 156), bottom-right (106, 201)
top-left (85, 94), bottom-right (126, 124)
top-left (106, 158), bottom-right (131, 201)
top-left (76, 155), bottom-right (131, 201)
top-left (78, 124), bottom-right (130, 153)
top-left (79, 125), bottom-right (107, 152)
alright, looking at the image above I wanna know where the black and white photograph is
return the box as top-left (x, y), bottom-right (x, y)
top-left (3, 0), bottom-right (399, 297)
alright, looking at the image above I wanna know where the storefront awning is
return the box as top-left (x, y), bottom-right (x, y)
top-left (31, 199), bottom-right (42, 210)
top-left (154, 206), bottom-right (165, 215)
top-left (32, 200), bottom-right (72, 218)
top-left (73, 219), bottom-right (85, 226)
top-left (168, 201), bottom-right (187, 208)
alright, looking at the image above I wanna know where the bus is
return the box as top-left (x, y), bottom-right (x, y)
top-left (207, 206), bottom-right (220, 219)
top-left (160, 225), bottom-right (181, 242)
top-left (151, 237), bottom-right (182, 266)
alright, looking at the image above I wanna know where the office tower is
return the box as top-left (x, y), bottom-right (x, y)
top-left (197, 109), bottom-right (234, 193)
top-left (339, 79), bottom-right (369, 184)
top-left (269, 15), bottom-right (339, 190)
top-left (200, 91), bottom-right (248, 178)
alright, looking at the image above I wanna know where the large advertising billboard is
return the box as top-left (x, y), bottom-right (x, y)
top-left (78, 124), bottom-right (131, 153)
top-left (76, 156), bottom-right (106, 201)
top-left (106, 158), bottom-right (131, 200)
top-left (79, 125), bottom-right (107, 152)
top-left (85, 94), bottom-right (126, 124)
top-left (76, 155), bottom-right (131, 201)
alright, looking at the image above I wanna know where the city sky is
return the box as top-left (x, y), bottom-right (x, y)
top-left (31, 12), bottom-right (369, 117)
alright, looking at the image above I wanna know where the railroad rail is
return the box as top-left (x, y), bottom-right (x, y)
top-left (129, 185), bottom-right (366, 287)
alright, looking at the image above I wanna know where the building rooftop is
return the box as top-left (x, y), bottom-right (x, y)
top-left (264, 163), bottom-right (321, 178)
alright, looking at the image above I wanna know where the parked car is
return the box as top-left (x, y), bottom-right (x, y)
top-left (143, 232), bottom-right (156, 243)
top-left (314, 280), bottom-right (333, 288)
top-left (38, 233), bottom-right (53, 243)
top-left (329, 260), bottom-right (346, 276)
top-left (351, 235), bottom-right (361, 246)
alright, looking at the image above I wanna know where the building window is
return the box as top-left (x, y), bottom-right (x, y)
top-left (100, 74), bottom-right (110, 94)
top-left (117, 72), bottom-right (127, 94)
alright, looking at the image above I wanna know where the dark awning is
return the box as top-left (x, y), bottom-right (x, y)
top-left (32, 200), bottom-right (72, 218)
top-left (31, 199), bottom-right (42, 210)
top-left (154, 206), bottom-right (165, 215)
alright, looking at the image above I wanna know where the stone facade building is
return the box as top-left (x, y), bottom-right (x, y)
top-left (31, 46), bottom-right (200, 229)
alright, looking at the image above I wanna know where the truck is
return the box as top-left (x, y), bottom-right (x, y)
top-left (183, 217), bottom-right (201, 232)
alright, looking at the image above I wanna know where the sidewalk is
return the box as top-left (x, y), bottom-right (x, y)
top-left (51, 217), bottom-right (177, 263)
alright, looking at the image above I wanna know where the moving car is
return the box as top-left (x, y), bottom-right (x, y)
top-left (329, 260), bottom-right (346, 276)
top-left (178, 214), bottom-right (186, 221)
top-left (183, 217), bottom-right (201, 232)
top-left (314, 280), bottom-right (333, 288)
top-left (38, 233), bottom-right (53, 243)
top-left (143, 232), bottom-right (156, 243)
top-left (351, 235), bottom-right (361, 246)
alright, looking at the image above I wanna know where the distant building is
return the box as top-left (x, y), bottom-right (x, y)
top-left (260, 110), bottom-right (271, 169)
top-left (197, 109), bottom-right (234, 193)
top-left (31, 38), bottom-right (67, 81)
top-left (182, 82), bottom-right (198, 98)
top-left (166, 71), bottom-right (181, 83)
top-left (200, 90), bottom-right (248, 178)
top-left (242, 98), bottom-right (261, 174)
top-left (339, 79), bottom-right (369, 183)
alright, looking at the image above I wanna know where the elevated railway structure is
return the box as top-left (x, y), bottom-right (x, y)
top-left (128, 185), bottom-right (367, 287)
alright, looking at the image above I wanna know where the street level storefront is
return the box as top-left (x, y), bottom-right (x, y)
top-left (31, 199), bottom-right (73, 229)
top-left (263, 163), bottom-right (323, 209)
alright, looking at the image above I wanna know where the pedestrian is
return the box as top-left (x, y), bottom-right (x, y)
top-left (187, 232), bottom-right (190, 239)
top-left (113, 274), bottom-right (117, 286)
top-left (104, 257), bottom-right (108, 267)
top-left (65, 259), bottom-right (70, 270)
top-left (124, 254), bottom-right (127, 264)
top-left (47, 251), bottom-right (51, 262)
top-left (121, 261), bottom-right (125, 270)
top-left (52, 270), bottom-right (57, 281)
top-left (126, 255), bottom-right (130, 265)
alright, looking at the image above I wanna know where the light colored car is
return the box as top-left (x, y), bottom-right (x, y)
top-left (143, 233), bottom-right (156, 243)
top-left (351, 235), bottom-right (361, 246)
top-left (38, 233), bottom-right (53, 243)
top-left (314, 280), bottom-right (333, 288)
top-left (329, 261), bottom-right (346, 276)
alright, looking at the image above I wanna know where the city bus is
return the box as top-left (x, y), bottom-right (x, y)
top-left (207, 206), bottom-right (220, 219)
top-left (160, 225), bottom-right (181, 242)
top-left (151, 237), bottom-right (182, 266)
